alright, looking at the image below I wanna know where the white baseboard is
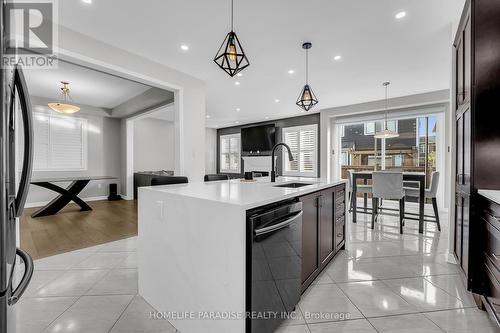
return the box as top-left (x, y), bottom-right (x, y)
top-left (25, 195), bottom-right (109, 208)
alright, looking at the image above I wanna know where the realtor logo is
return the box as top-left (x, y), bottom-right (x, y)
top-left (3, 0), bottom-right (58, 68)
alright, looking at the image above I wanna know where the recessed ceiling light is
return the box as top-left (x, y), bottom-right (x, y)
top-left (333, 55), bottom-right (342, 61)
top-left (82, 0), bottom-right (92, 3)
top-left (180, 44), bottom-right (189, 51)
top-left (275, 99), bottom-right (280, 103)
top-left (265, 116), bottom-right (270, 120)
top-left (235, 121), bottom-right (240, 124)
top-left (206, 114), bottom-right (211, 119)
top-left (288, 69), bottom-right (295, 74)
top-left (234, 81), bottom-right (241, 86)
top-left (395, 11), bottom-right (407, 19)
top-left (236, 73), bottom-right (243, 77)
top-left (236, 108), bottom-right (241, 112)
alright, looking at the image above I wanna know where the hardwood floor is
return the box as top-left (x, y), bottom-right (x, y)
top-left (20, 200), bottom-right (137, 260)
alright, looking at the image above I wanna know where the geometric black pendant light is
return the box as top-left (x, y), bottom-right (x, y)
top-left (296, 42), bottom-right (318, 111)
top-left (213, 0), bottom-right (250, 77)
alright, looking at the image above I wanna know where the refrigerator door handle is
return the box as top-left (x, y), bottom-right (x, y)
top-left (8, 248), bottom-right (34, 305)
top-left (12, 65), bottom-right (34, 218)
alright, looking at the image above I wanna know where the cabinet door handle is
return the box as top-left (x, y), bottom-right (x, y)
top-left (492, 254), bottom-right (500, 261)
top-left (337, 233), bottom-right (343, 238)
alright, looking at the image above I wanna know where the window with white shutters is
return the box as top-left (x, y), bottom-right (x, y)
top-left (33, 112), bottom-right (88, 171)
top-left (219, 133), bottom-right (241, 173)
top-left (282, 124), bottom-right (318, 177)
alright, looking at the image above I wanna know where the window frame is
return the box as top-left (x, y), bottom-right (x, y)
top-left (33, 112), bottom-right (88, 172)
top-left (363, 122), bottom-right (375, 135)
top-left (219, 133), bottom-right (241, 174)
top-left (282, 124), bottom-right (318, 177)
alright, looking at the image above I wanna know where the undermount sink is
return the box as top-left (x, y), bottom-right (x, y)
top-left (273, 182), bottom-right (313, 189)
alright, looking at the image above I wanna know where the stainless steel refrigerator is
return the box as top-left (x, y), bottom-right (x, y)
top-left (1, 1), bottom-right (35, 332)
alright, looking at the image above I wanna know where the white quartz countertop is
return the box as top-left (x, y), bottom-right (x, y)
top-left (478, 189), bottom-right (500, 206)
top-left (140, 176), bottom-right (346, 209)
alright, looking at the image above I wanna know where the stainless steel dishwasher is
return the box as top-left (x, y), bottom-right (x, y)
top-left (246, 200), bottom-right (303, 333)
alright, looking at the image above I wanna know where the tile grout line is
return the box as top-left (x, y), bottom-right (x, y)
top-left (37, 249), bottom-right (133, 331)
top-left (107, 294), bottom-right (136, 333)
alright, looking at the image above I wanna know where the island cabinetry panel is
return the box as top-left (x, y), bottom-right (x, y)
top-left (478, 194), bottom-right (500, 326)
top-left (300, 192), bottom-right (320, 291)
top-left (300, 183), bottom-right (346, 292)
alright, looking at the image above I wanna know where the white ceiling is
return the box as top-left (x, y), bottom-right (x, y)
top-left (24, 60), bottom-right (154, 109)
top-left (57, 0), bottom-right (465, 127)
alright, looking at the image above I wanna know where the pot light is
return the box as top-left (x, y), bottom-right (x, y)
top-left (234, 81), bottom-right (240, 86)
top-left (236, 73), bottom-right (243, 77)
top-left (82, 0), bottom-right (92, 3)
top-left (287, 69), bottom-right (295, 75)
top-left (265, 116), bottom-right (270, 120)
top-left (333, 55), bottom-right (342, 61)
top-left (206, 114), bottom-right (211, 119)
top-left (180, 44), bottom-right (189, 51)
top-left (275, 99), bottom-right (280, 103)
top-left (235, 121), bottom-right (240, 124)
top-left (236, 108), bottom-right (241, 111)
top-left (395, 11), bottom-right (406, 19)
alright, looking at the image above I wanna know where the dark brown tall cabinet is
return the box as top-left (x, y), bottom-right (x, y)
top-left (453, 0), bottom-right (500, 294)
top-left (300, 184), bottom-right (345, 292)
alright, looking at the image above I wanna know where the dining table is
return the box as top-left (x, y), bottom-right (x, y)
top-left (30, 176), bottom-right (117, 218)
top-left (351, 171), bottom-right (426, 233)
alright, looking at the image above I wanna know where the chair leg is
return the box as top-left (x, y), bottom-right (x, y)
top-left (349, 190), bottom-right (354, 212)
top-left (399, 198), bottom-right (405, 234)
top-left (371, 197), bottom-right (377, 229)
top-left (432, 197), bottom-right (441, 231)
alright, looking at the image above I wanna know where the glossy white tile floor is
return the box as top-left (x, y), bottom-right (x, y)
top-left (14, 202), bottom-right (495, 333)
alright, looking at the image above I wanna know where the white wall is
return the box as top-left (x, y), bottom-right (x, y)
top-left (205, 128), bottom-right (217, 174)
top-left (26, 97), bottom-right (122, 206)
top-left (57, 25), bottom-right (206, 194)
top-left (133, 118), bottom-right (175, 172)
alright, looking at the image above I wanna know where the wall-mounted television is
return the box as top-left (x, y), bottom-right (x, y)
top-left (241, 124), bottom-right (276, 155)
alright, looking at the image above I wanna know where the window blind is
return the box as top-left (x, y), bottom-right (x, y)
top-left (33, 113), bottom-right (87, 171)
top-left (220, 133), bottom-right (241, 173)
top-left (282, 124), bottom-right (318, 177)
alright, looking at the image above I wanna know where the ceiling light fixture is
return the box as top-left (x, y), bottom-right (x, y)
top-left (82, 0), bottom-right (92, 4)
top-left (265, 116), bottom-right (270, 120)
top-left (288, 69), bottom-right (295, 75)
top-left (375, 82), bottom-right (399, 139)
top-left (395, 11), bottom-right (407, 19)
top-left (180, 44), bottom-right (189, 51)
top-left (213, 0), bottom-right (249, 77)
top-left (333, 55), bottom-right (342, 61)
top-left (234, 81), bottom-right (240, 86)
top-left (206, 114), bottom-right (211, 119)
top-left (48, 81), bottom-right (80, 114)
top-left (296, 42), bottom-right (319, 112)
top-left (275, 99), bottom-right (280, 103)
top-left (236, 73), bottom-right (243, 77)
top-left (235, 121), bottom-right (240, 124)
top-left (236, 108), bottom-right (241, 111)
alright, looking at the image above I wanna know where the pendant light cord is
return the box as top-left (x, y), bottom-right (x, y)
top-left (231, 0), bottom-right (234, 31)
top-left (305, 48), bottom-right (309, 84)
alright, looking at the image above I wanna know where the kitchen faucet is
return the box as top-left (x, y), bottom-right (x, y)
top-left (271, 143), bottom-right (294, 182)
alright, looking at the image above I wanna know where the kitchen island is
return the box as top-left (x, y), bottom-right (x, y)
top-left (138, 176), bottom-right (347, 333)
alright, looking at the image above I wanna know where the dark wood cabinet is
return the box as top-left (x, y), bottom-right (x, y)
top-left (453, 0), bottom-right (500, 310)
top-left (319, 187), bottom-right (334, 265)
top-left (300, 192), bottom-right (320, 288)
top-left (300, 183), bottom-right (346, 292)
top-left (478, 194), bottom-right (500, 326)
